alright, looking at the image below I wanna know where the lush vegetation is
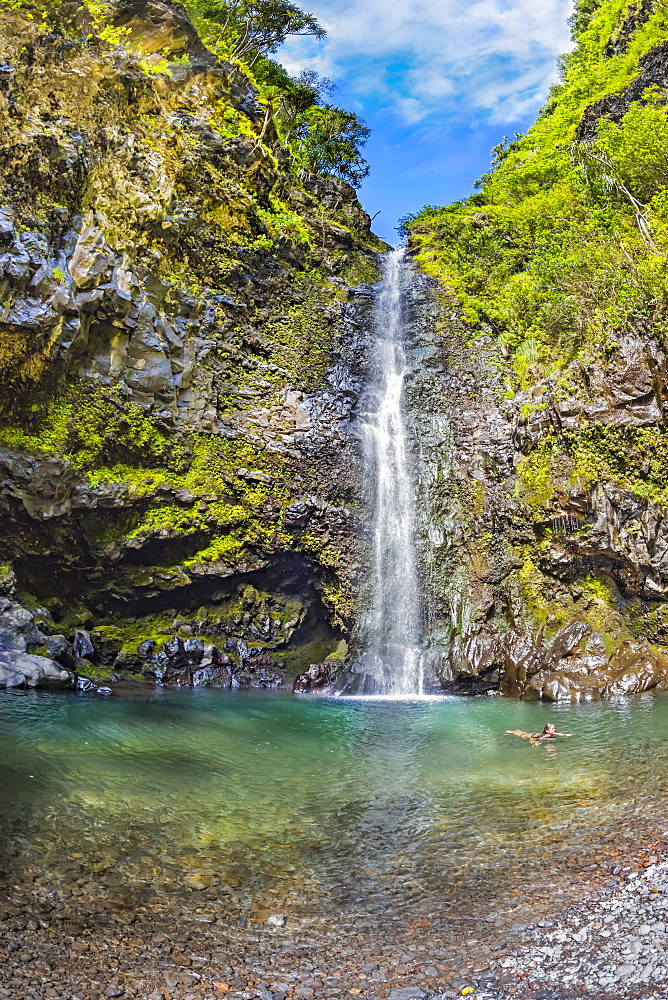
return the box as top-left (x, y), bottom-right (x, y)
top-left (0, 0), bottom-right (370, 186)
top-left (185, 0), bottom-right (370, 185)
top-left (405, 0), bottom-right (668, 510)
top-left (185, 0), bottom-right (326, 63)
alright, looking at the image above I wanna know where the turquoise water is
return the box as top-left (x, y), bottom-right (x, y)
top-left (2, 688), bottom-right (668, 940)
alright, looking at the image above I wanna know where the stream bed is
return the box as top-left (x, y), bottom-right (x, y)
top-left (2, 688), bottom-right (668, 997)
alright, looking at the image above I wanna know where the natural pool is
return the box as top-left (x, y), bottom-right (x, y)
top-left (2, 686), bottom-right (668, 963)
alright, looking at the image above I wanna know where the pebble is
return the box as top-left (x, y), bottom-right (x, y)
top-left (387, 990), bottom-right (425, 1000)
top-left (4, 825), bottom-right (668, 1000)
top-left (481, 855), bottom-right (668, 996)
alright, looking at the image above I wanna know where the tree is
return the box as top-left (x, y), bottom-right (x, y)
top-left (295, 105), bottom-right (370, 186)
top-left (184, 2), bottom-right (371, 186)
top-left (252, 61), bottom-right (334, 134)
top-left (568, 0), bottom-right (603, 38)
top-left (571, 141), bottom-right (656, 247)
top-left (280, 70), bottom-right (335, 139)
top-left (188, 0), bottom-right (325, 63)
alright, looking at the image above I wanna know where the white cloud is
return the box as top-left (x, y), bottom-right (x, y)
top-left (394, 96), bottom-right (430, 124)
top-left (280, 0), bottom-right (574, 126)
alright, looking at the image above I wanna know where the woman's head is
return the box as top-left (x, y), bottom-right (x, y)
top-left (542, 722), bottom-right (556, 735)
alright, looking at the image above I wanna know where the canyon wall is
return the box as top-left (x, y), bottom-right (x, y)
top-left (407, 0), bottom-right (668, 700)
top-left (0, 0), bottom-right (384, 689)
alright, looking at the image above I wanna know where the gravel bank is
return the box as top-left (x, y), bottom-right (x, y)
top-left (3, 844), bottom-right (668, 1000)
top-left (461, 844), bottom-right (668, 999)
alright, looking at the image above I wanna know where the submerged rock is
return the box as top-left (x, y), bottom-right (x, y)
top-left (76, 676), bottom-right (112, 696)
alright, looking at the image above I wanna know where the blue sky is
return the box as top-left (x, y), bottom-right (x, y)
top-left (280, 0), bottom-right (574, 243)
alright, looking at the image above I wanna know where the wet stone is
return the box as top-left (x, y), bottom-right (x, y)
top-left (387, 989), bottom-right (425, 1000)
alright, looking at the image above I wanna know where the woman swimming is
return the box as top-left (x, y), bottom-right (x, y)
top-left (530, 722), bottom-right (571, 740)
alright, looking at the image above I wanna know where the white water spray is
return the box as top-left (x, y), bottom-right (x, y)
top-left (352, 249), bottom-right (423, 695)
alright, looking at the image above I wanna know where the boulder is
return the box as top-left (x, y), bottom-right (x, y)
top-left (0, 600), bottom-right (93, 690)
top-left (0, 597), bottom-right (43, 652)
top-left (293, 661), bottom-right (338, 693)
top-left (605, 640), bottom-right (668, 696)
top-left (137, 638), bottom-right (156, 658)
top-left (0, 659), bottom-right (25, 688)
top-left (192, 663), bottom-right (232, 688)
top-left (500, 631), bottom-right (544, 698)
top-left (144, 634), bottom-right (233, 685)
top-left (77, 676), bottom-right (113, 696)
top-left (494, 622), bottom-right (668, 702)
top-left (73, 629), bottom-right (95, 659)
top-left (44, 633), bottom-right (76, 667)
top-left (0, 651), bottom-right (75, 689)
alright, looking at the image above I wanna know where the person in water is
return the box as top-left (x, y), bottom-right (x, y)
top-left (531, 722), bottom-right (571, 740)
top-left (505, 724), bottom-right (572, 742)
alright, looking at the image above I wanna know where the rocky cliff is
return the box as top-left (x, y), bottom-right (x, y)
top-left (0, 0), bottom-right (385, 690)
top-left (407, 0), bottom-right (668, 700)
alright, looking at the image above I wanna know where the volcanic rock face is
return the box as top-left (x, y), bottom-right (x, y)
top-left (397, 264), bottom-right (668, 699)
top-left (0, 0), bottom-right (384, 686)
top-left (396, 1), bottom-right (668, 701)
top-left (398, 65), bottom-right (668, 701)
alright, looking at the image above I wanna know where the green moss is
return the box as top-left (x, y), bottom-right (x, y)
top-left (581, 575), bottom-right (611, 602)
top-left (183, 530), bottom-right (248, 567)
top-left (325, 638), bottom-right (349, 660)
top-left (340, 251), bottom-right (382, 287)
top-left (517, 557), bottom-right (624, 639)
top-left (249, 279), bottom-right (340, 393)
top-left (567, 425), bottom-right (668, 503)
top-left (82, 430), bottom-right (297, 575)
top-left (80, 511), bottom-right (136, 546)
top-left (300, 532), bottom-right (343, 570)
top-left (514, 436), bottom-right (562, 517)
top-left (0, 385), bottom-right (184, 471)
top-left (468, 478), bottom-right (486, 515)
top-left (0, 399), bottom-right (73, 454)
top-left (512, 423), bottom-right (668, 518)
top-left (319, 579), bottom-right (353, 628)
top-left (257, 197), bottom-right (313, 246)
top-left (93, 617), bottom-right (184, 658)
top-left (126, 504), bottom-right (209, 540)
top-left (86, 464), bottom-right (172, 495)
top-left (407, 0), bottom-right (668, 391)
top-left (516, 558), bottom-right (554, 629)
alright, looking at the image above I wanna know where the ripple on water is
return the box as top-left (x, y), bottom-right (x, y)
top-left (1, 688), bottom-right (668, 940)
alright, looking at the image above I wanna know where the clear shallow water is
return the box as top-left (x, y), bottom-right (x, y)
top-left (2, 688), bottom-right (668, 945)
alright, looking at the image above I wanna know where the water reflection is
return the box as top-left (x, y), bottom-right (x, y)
top-left (1, 688), bottom-right (668, 940)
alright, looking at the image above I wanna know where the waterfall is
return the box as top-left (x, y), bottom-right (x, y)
top-left (345, 249), bottom-right (423, 695)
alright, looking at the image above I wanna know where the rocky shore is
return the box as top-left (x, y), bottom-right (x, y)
top-left (0, 590), bottom-right (348, 692)
top-left (1, 800), bottom-right (667, 1000)
top-left (489, 847), bottom-right (668, 997)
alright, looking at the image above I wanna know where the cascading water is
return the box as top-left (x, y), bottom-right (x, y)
top-left (345, 248), bottom-right (423, 695)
